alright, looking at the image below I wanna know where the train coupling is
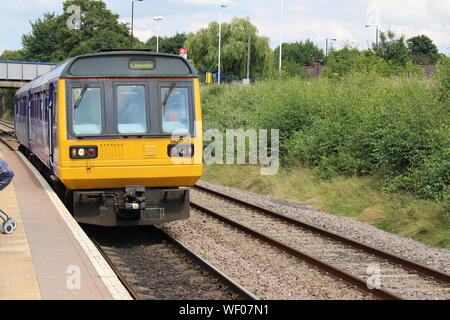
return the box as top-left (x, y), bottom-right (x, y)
top-left (124, 186), bottom-right (146, 210)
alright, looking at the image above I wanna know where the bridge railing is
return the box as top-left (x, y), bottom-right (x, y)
top-left (0, 61), bottom-right (57, 82)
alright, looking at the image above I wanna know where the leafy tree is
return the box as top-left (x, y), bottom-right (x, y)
top-left (185, 18), bottom-right (272, 79)
top-left (0, 49), bottom-right (27, 61)
top-left (145, 33), bottom-right (189, 55)
top-left (407, 35), bottom-right (439, 65)
top-left (372, 31), bottom-right (409, 66)
top-left (324, 45), bottom-right (421, 77)
top-left (274, 40), bottom-right (324, 75)
top-left (22, 0), bottom-right (133, 62)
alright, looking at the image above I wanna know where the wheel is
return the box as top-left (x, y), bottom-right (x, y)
top-left (2, 221), bottom-right (15, 234)
top-left (7, 219), bottom-right (17, 230)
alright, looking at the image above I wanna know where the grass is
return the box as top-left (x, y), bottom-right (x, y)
top-left (202, 164), bottom-right (450, 250)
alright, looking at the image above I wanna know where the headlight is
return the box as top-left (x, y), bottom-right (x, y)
top-left (168, 144), bottom-right (194, 158)
top-left (70, 146), bottom-right (98, 159)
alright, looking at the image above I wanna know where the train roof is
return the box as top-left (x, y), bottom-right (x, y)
top-left (16, 50), bottom-right (197, 96)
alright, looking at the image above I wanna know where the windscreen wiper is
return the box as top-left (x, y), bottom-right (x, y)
top-left (163, 83), bottom-right (177, 107)
top-left (74, 84), bottom-right (89, 109)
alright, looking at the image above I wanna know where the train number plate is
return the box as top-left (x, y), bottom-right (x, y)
top-left (142, 208), bottom-right (165, 221)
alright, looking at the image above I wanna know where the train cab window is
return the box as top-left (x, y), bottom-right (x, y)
top-left (161, 86), bottom-right (190, 134)
top-left (72, 87), bottom-right (102, 135)
top-left (116, 85), bottom-right (147, 134)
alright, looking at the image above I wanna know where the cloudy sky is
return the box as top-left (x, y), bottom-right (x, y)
top-left (1, 0), bottom-right (449, 58)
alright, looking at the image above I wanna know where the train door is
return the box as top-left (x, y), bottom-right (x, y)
top-left (48, 83), bottom-right (55, 172)
top-left (26, 91), bottom-right (32, 149)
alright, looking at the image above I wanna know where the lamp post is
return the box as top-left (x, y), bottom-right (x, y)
top-left (218, 3), bottom-right (227, 84)
top-left (326, 38), bottom-right (336, 62)
top-left (365, 24), bottom-right (379, 47)
top-left (154, 16), bottom-right (163, 53)
top-left (279, 0), bottom-right (284, 73)
top-left (131, 0), bottom-right (144, 47)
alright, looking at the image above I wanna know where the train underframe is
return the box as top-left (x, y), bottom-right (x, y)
top-left (71, 186), bottom-right (190, 227)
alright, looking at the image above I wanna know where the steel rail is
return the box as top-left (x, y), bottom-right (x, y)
top-left (194, 184), bottom-right (450, 285)
top-left (0, 129), bottom-right (16, 151)
top-left (0, 119), bottom-right (14, 129)
top-left (0, 120), bottom-right (14, 135)
top-left (190, 200), bottom-right (402, 300)
top-left (154, 225), bottom-right (260, 301)
top-left (90, 237), bottom-right (143, 300)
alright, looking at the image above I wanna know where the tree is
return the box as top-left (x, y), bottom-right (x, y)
top-left (274, 40), bottom-right (324, 75)
top-left (145, 33), bottom-right (189, 55)
top-left (324, 45), bottom-right (421, 77)
top-left (22, 0), bottom-right (133, 62)
top-left (0, 50), bottom-right (27, 61)
top-left (185, 18), bottom-right (273, 80)
top-left (372, 31), bottom-right (409, 66)
top-left (407, 35), bottom-right (439, 65)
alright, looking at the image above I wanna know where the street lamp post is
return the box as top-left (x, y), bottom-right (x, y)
top-left (154, 16), bottom-right (163, 53)
top-left (218, 3), bottom-right (227, 84)
top-left (279, 0), bottom-right (284, 73)
top-left (131, 0), bottom-right (144, 47)
top-left (326, 38), bottom-right (337, 62)
top-left (365, 24), bottom-right (379, 47)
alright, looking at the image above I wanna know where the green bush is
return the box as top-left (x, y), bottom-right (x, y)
top-left (201, 72), bottom-right (449, 207)
top-left (434, 55), bottom-right (450, 108)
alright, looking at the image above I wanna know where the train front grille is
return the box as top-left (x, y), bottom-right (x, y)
top-left (100, 143), bottom-right (124, 160)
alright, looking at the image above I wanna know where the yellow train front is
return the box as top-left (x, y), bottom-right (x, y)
top-left (14, 50), bottom-right (203, 226)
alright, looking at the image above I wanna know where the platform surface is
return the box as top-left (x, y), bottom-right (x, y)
top-left (0, 144), bottom-right (131, 300)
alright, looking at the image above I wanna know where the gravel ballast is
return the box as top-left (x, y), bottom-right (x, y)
top-left (162, 180), bottom-right (449, 300)
top-left (195, 180), bottom-right (450, 275)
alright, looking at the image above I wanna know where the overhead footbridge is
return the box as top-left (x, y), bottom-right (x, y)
top-left (0, 60), bottom-right (57, 88)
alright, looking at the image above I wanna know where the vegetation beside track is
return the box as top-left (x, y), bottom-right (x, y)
top-left (201, 62), bottom-right (450, 249)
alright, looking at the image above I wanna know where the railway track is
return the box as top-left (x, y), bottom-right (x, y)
top-left (0, 119), bottom-right (14, 131)
top-left (86, 225), bottom-right (259, 300)
top-left (0, 120), bottom-right (17, 151)
top-left (191, 184), bottom-right (450, 300)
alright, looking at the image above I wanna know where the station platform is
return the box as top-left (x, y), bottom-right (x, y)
top-left (0, 144), bottom-right (132, 300)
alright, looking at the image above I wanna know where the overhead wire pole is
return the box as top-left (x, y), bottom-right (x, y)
top-left (246, 32), bottom-right (251, 81)
top-left (218, 4), bottom-right (227, 84)
top-left (154, 16), bottom-right (163, 53)
top-left (326, 38), bottom-right (336, 63)
top-left (131, 0), bottom-right (144, 47)
top-left (278, 0), bottom-right (284, 73)
top-left (365, 24), bottom-right (379, 48)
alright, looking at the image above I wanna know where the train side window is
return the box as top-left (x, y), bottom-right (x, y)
top-left (116, 85), bottom-right (147, 134)
top-left (161, 87), bottom-right (190, 134)
top-left (72, 87), bottom-right (102, 135)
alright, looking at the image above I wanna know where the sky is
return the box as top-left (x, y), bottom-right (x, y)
top-left (0, 0), bottom-right (449, 58)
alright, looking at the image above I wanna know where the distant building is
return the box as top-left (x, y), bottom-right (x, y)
top-left (422, 59), bottom-right (437, 79)
top-left (303, 62), bottom-right (326, 78)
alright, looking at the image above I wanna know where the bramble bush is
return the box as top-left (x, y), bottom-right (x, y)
top-left (201, 70), bottom-right (449, 210)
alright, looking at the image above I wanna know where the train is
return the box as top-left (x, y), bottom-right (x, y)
top-left (14, 50), bottom-right (203, 226)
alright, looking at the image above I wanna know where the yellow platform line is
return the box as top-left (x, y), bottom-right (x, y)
top-left (0, 150), bottom-right (41, 300)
